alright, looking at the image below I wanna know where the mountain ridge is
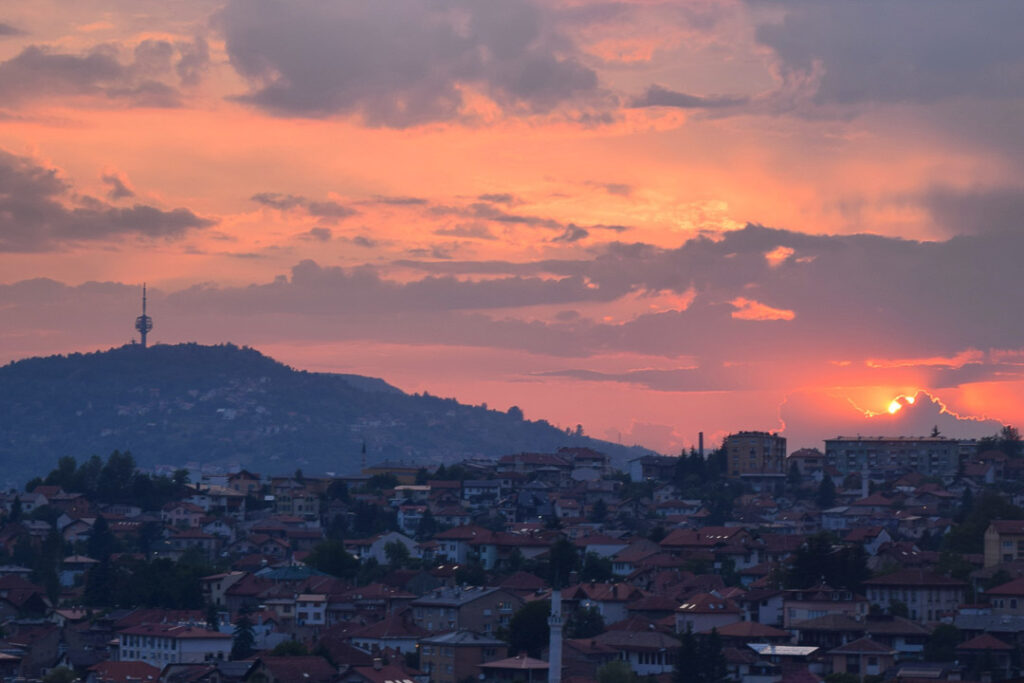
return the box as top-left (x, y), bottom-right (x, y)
top-left (0, 342), bottom-right (655, 485)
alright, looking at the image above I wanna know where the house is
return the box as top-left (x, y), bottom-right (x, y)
top-left (826, 637), bottom-right (897, 677)
top-left (590, 628), bottom-right (679, 676)
top-left (347, 612), bottom-right (426, 655)
top-left (981, 576), bottom-right (1024, 614)
top-left (85, 660), bottom-right (162, 683)
top-left (782, 585), bottom-right (868, 628)
top-left (410, 586), bottom-right (523, 636)
top-left (562, 582), bottom-right (646, 624)
top-left (248, 656), bottom-right (338, 683)
top-left (161, 502), bottom-right (205, 529)
top-left (117, 624), bottom-right (231, 667)
top-left (419, 630), bottom-right (508, 683)
top-left (985, 520), bottom-right (1024, 567)
top-left (862, 569), bottom-right (966, 622)
top-left (675, 593), bottom-right (743, 633)
top-left (344, 531), bottom-right (420, 564)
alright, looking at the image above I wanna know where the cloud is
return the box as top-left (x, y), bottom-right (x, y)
top-left (0, 38), bottom-right (209, 107)
top-left (434, 224), bottom-right (498, 240)
top-left (251, 192), bottom-right (356, 223)
top-left (553, 225), bottom-right (588, 243)
top-left (0, 23), bottom-right (24, 37)
top-left (217, 0), bottom-right (600, 126)
top-left (919, 185), bottom-right (1024, 236)
top-left (753, 1), bottom-right (1024, 107)
top-left (632, 84), bottom-right (746, 109)
top-left (0, 149), bottom-right (214, 252)
top-left (477, 193), bottom-right (518, 205)
top-left (780, 390), bottom-right (1003, 450)
top-left (101, 172), bottom-right (135, 200)
top-left (729, 297), bottom-right (795, 321)
top-left (301, 227), bottom-right (332, 242)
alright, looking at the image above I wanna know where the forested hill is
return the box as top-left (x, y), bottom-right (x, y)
top-left (0, 343), bottom-right (653, 485)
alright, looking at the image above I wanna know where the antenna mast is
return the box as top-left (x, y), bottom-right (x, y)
top-left (134, 283), bottom-right (153, 348)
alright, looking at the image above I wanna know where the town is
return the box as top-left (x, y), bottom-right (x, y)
top-left (0, 429), bottom-right (1019, 683)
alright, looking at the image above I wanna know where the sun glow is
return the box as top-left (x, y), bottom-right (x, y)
top-left (887, 394), bottom-right (916, 414)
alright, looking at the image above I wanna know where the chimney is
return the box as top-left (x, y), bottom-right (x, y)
top-left (699, 432), bottom-right (704, 458)
top-left (373, 657), bottom-right (382, 671)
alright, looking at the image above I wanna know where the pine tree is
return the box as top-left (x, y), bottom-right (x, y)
top-left (231, 610), bottom-right (256, 660)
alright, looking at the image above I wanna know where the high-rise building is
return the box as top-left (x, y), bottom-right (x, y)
top-left (825, 436), bottom-right (960, 478)
top-left (724, 431), bottom-right (787, 477)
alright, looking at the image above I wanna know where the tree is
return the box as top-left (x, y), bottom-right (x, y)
top-left (305, 540), bottom-right (359, 579)
top-left (598, 661), bottom-right (637, 683)
top-left (42, 667), bottom-right (77, 683)
top-left (816, 474), bottom-right (837, 509)
top-left (455, 561), bottom-right (488, 587)
top-left (566, 605), bottom-right (605, 639)
top-left (674, 626), bottom-right (727, 683)
top-left (590, 499), bottom-right (608, 523)
top-left (271, 640), bottom-right (309, 656)
top-left (580, 553), bottom-right (613, 583)
top-left (416, 508), bottom-right (438, 539)
top-left (547, 538), bottom-right (579, 588)
top-left (1000, 425), bottom-right (1023, 458)
top-left (507, 600), bottom-right (550, 657)
top-left (384, 540), bottom-right (411, 569)
top-left (87, 515), bottom-right (119, 561)
top-left (924, 624), bottom-right (961, 662)
top-left (8, 496), bottom-right (22, 523)
top-left (206, 603), bottom-right (221, 631)
top-left (231, 610), bottom-right (256, 660)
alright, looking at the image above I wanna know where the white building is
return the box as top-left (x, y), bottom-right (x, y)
top-left (118, 624), bottom-right (232, 667)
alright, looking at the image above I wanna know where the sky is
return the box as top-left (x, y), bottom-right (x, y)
top-left (2, 0), bottom-right (1023, 454)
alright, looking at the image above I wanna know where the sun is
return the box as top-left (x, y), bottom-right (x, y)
top-left (887, 394), bottom-right (917, 414)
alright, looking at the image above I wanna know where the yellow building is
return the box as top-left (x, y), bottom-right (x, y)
top-left (984, 520), bottom-right (1024, 567)
top-left (724, 431), bottom-right (787, 478)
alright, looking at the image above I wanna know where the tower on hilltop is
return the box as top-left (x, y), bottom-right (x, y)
top-left (134, 283), bottom-right (153, 348)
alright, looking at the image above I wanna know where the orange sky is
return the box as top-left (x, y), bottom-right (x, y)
top-left (2, 0), bottom-right (1023, 453)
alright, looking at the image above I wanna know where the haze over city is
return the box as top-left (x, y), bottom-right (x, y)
top-left (2, 0), bottom-right (1023, 453)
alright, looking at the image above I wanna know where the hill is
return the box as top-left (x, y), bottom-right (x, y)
top-left (0, 343), bottom-right (654, 485)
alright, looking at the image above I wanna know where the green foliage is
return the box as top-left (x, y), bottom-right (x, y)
top-left (305, 541), bottom-right (359, 579)
top-left (36, 452), bottom-right (186, 509)
top-left (42, 667), bottom-right (77, 683)
top-left (816, 474), bottom-right (837, 509)
top-left (270, 640), bottom-right (309, 656)
top-left (590, 499), bottom-right (609, 523)
top-left (454, 561), bottom-right (488, 587)
top-left (598, 661), bottom-right (638, 683)
top-left (580, 553), bottom-right (613, 583)
top-left (87, 515), bottom-right (119, 562)
top-left (566, 605), bottom-right (605, 639)
top-left (674, 627), bottom-right (728, 683)
top-left (231, 611), bottom-right (256, 661)
top-left (944, 491), bottom-right (1024, 554)
top-left (415, 508), bottom-right (438, 540)
top-left (786, 533), bottom-right (870, 591)
top-left (84, 557), bottom-right (210, 609)
top-left (352, 501), bottom-right (398, 537)
top-left (364, 473), bottom-right (399, 492)
top-left (924, 624), bottom-right (961, 662)
top-left (547, 538), bottom-right (580, 588)
top-left (384, 540), bottom-right (411, 569)
top-left (507, 600), bottom-right (550, 657)
top-left (825, 674), bottom-right (861, 683)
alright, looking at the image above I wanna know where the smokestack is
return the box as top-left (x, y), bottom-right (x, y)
top-left (699, 432), bottom-right (704, 458)
top-left (548, 590), bottom-right (563, 683)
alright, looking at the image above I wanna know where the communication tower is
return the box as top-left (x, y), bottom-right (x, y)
top-left (134, 284), bottom-right (153, 348)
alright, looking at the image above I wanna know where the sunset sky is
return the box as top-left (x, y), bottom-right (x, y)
top-left (2, 0), bottom-right (1023, 453)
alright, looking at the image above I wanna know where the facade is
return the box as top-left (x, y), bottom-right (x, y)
top-left (825, 436), bottom-right (960, 478)
top-left (863, 569), bottom-right (966, 622)
top-left (117, 624), bottom-right (231, 667)
top-left (420, 630), bottom-right (508, 683)
top-left (984, 520), bottom-right (1024, 567)
top-left (724, 432), bottom-right (787, 477)
top-left (410, 587), bottom-right (523, 636)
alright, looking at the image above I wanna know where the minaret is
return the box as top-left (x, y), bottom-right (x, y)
top-left (134, 283), bottom-right (153, 348)
top-left (548, 589), bottom-right (563, 683)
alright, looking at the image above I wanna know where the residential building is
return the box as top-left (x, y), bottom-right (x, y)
top-left (117, 624), bottom-right (231, 667)
top-left (724, 431), bottom-right (787, 477)
top-left (825, 436), bottom-right (960, 478)
top-left (420, 630), bottom-right (508, 683)
top-left (863, 569), bottom-right (966, 622)
top-left (410, 586), bottom-right (523, 636)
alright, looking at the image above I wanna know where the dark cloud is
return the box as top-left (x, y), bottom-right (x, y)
top-left (101, 173), bottom-right (135, 200)
top-left (302, 227), bottom-right (332, 242)
top-left (553, 225), bottom-right (588, 242)
top-left (217, 0), bottom-right (600, 126)
top-left (632, 84), bottom-right (746, 109)
top-left (0, 149), bottom-right (214, 252)
top-left (251, 192), bottom-right (356, 222)
top-left (477, 193), bottom-right (518, 204)
top-left (434, 224), bottom-right (498, 240)
top-left (351, 236), bottom-right (378, 248)
top-left (0, 38), bottom-right (209, 106)
top-left (365, 195), bottom-right (428, 206)
top-left (919, 186), bottom-right (1024, 236)
top-left (754, 1), bottom-right (1024, 106)
top-left (0, 23), bottom-right (24, 37)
